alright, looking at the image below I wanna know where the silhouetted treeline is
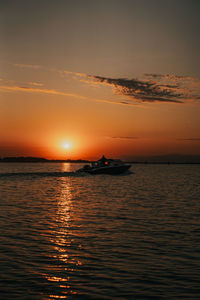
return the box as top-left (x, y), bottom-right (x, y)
top-left (0, 157), bottom-right (90, 163)
top-left (129, 161), bottom-right (200, 164)
top-left (0, 155), bottom-right (199, 164)
top-left (128, 154), bottom-right (200, 164)
top-left (0, 157), bottom-right (48, 162)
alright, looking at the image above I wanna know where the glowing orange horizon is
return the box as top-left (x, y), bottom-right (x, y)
top-left (1, 134), bottom-right (200, 161)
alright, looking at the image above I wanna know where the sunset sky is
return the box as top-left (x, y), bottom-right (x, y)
top-left (1, 0), bottom-right (200, 160)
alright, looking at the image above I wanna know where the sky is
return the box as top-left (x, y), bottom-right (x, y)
top-left (0, 0), bottom-right (200, 160)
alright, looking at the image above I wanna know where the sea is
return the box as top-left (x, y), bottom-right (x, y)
top-left (0, 163), bottom-right (200, 300)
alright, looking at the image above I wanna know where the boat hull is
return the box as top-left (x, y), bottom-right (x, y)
top-left (86, 164), bottom-right (131, 175)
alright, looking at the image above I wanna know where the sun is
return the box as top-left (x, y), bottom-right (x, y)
top-left (62, 141), bottom-right (71, 150)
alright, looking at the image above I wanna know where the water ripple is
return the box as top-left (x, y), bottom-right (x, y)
top-left (0, 163), bottom-right (200, 299)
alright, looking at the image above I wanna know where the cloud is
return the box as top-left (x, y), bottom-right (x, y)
top-left (59, 70), bottom-right (86, 78)
top-left (144, 73), bottom-right (194, 81)
top-left (177, 138), bottom-right (200, 141)
top-left (10, 63), bottom-right (200, 105)
top-left (88, 75), bottom-right (183, 103)
top-left (14, 63), bottom-right (87, 79)
top-left (88, 74), bottom-right (200, 104)
top-left (0, 85), bottom-right (86, 99)
top-left (14, 63), bottom-right (42, 69)
top-left (111, 136), bottom-right (139, 140)
top-left (28, 82), bottom-right (44, 87)
top-left (0, 84), bottom-right (127, 106)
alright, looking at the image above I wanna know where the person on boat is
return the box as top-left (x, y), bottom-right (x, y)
top-left (98, 155), bottom-right (107, 166)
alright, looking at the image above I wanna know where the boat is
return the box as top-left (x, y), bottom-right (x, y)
top-left (77, 155), bottom-right (131, 175)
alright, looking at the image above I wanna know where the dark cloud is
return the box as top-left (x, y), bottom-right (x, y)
top-left (88, 73), bottom-right (200, 104)
top-left (144, 73), bottom-right (195, 81)
top-left (144, 73), bottom-right (163, 79)
top-left (159, 84), bottom-right (179, 89)
top-left (120, 101), bottom-right (129, 105)
top-left (119, 101), bottom-right (137, 106)
top-left (89, 75), bottom-right (183, 103)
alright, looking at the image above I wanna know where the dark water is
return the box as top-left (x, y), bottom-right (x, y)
top-left (0, 163), bottom-right (200, 299)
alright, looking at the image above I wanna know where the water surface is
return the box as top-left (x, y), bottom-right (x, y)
top-left (0, 163), bottom-right (200, 299)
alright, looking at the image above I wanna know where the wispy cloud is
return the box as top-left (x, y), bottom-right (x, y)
top-left (0, 84), bottom-right (127, 106)
top-left (28, 82), bottom-right (44, 87)
top-left (59, 70), bottom-right (87, 79)
top-left (177, 138), bottom-right (200, 141)
top-left (0, 85), bottom-right (86, 99)
top-left (14, 63), bottom-right (42, 70)
top-left (111, 136), bottom-right (139, 140)
top-left (14, 63), bottom-right (87, 79)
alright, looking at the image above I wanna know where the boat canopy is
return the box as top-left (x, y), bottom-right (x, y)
top-left (98, 155), bottom-right (107, 162)
top-left (97, 155), bottom-right (122, 163)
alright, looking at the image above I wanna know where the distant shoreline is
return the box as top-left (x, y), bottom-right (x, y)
top-left (0, 157), bottom-right (200, 164)
top-left (0, 157), bottom-right (89, 163)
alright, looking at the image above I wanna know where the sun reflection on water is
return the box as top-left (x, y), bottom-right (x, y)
top-left (43, 175), bottom-right (82, 299)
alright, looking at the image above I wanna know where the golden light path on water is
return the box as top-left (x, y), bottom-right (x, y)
top-left (1, 163), bottom-right (200, 299)
top-left (42, 164), bottom-right (82, 299)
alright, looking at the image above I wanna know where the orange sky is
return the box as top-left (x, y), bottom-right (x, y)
top-left (0, 0), bottom-right (200, 160)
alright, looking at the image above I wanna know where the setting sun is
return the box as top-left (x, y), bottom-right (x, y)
top-left (62, 142), bottom-right (71, 150)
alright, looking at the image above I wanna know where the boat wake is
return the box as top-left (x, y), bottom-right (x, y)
top-left (0, 171), bottom-right (87, 178)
